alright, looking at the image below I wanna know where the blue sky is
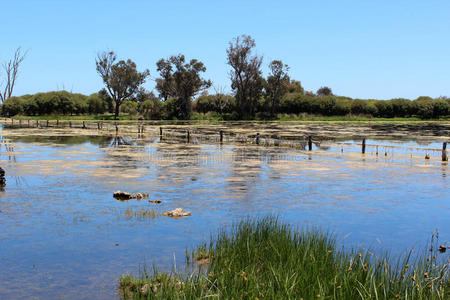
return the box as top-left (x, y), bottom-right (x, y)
top-left (1, 0), bottom-right (449, 100)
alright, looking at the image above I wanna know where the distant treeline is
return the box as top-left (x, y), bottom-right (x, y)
top-left (2, 90), bottom-right (449, 119)
top-left (2, 34), bottom-right (449, 120)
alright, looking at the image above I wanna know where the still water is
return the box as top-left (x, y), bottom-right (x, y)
top-left (0, 125), bottom-right (448, 299)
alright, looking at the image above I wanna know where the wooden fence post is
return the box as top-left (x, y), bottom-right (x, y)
top-left (219, 130), bottom-right (223, 143)
top-left (308, 136), bottom-right (312, 151)
top-left (256, 133), bottom-right (260, 145)
top-left (362, 138), bottom-right (366, 154)
top-left (160, 127), bottom-right (163, 137)
top-left (187, 130), bottom-right (190, 143)
top-left (443, 142), bottom-right (448, 162)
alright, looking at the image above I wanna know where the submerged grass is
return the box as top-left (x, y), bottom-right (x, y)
top-left (125, 208), bottom-right (158, 220)
top-left (120, 217), bottom-right (448, 299)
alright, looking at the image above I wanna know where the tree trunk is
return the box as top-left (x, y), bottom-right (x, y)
top-left (114, 100), bottom-right (120, 119)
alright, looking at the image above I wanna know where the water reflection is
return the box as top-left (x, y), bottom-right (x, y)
top-left (0, 126), bottom-right (448, 300)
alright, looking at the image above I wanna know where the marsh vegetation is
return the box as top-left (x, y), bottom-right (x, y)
top-left (119, 217), bottom-right (449, 299)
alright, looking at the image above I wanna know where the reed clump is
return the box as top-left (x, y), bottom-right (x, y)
top-left (119, 217), bottom-right (449, 299)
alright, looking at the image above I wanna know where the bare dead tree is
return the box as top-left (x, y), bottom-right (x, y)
top-left (0, 47), bottom-right (27, 103)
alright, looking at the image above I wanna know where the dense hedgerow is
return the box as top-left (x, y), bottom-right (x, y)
top-left (2, 91), bottom-right (449, 119)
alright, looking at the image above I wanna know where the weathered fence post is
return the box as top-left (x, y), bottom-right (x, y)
top-left (36, 120), bottom-right (39, 127)
top-left (11, 119), bottom-right (13, 125)
top-left (0, 166), bottom-right (5, 187)
top-left (115, 123), bottom-right (118, 132)
top-left (376, 145), bottom-right (379, 156)
top-left (256, 133), bottom-right (260, 145)
top-left (187, 130), bottom-right (190, 143)
top-left (160, 127), bottom-right (163, 137)
top-left (362, 138), bottom-right (366, 154)
top-left (82, 121), bottom-right (86, 129)
top-left (46, 120), bottom-right (49, 127)
top-left (308, 136), bottom-right (312, 151)
top-left (219, 130), bottom-right (223, 143)
top-left (97, 122), bottom-right (100, 130)
top-left (443, 142), bottom-right (448, 162)
top-left (56, 119), bottom-right (59, 126)
top-left (27, 120), bottom-right (30, 127)
top-left (19, 120), bottom-right (22, 127)
top-left (69, 121), bottom-right (72, 128)
top-left (141, 125), bottom-right (144, 134)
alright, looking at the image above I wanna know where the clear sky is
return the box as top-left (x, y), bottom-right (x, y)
top-left (1, 0), bottom-right (449, 100)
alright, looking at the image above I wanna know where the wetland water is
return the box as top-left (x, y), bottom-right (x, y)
top-left (0, 123), bottom-right (449, 299)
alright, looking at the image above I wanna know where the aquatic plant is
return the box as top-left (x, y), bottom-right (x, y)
top-left (119, 217), bottom-right (449, 299)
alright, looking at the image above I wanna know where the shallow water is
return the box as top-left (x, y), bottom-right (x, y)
top-left (0, 124), bottom-right (449, 299)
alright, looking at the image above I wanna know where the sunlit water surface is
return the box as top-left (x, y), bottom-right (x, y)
top-left (0, 125), bottom-right (448, 299)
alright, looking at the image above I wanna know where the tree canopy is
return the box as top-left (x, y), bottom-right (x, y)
top-left (227, 35), bottom-right (264, 119)
top-left (266, 60), bottom-right (290, 117)
top-left (96, 51), bottom-right (149, 119)
top-left (155, 54), bottom-right (211, 119)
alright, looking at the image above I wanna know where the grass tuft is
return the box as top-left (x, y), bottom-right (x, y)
top-left (119, 216), bottom-right (449, 299)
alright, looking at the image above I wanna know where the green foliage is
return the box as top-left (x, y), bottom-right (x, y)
top-left (265, 60), bottom-right (290, 116)
top-left (96, 51), bottom-right (150, 118)
top-left (119, 217), bottom-right (449, 299)
top-left (155, 54), bottom-right (211, 120)
top-left (317, 86), bottom-right (333, 96)
top-left (193, 94), bottom-right (236, 115)
top-left (227, 35), bottom-right (264, 119)
top-left (87, 93), bottom-right (107, 114)
top-left (2, 91), bottom-right (105, 117)
top-left (120, 100), bottom-right (138, 114)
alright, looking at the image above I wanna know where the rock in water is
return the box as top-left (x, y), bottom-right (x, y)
top-left (113, 191), bottom-right (133, 200)
top-left (162, 208), bottom-right (191, 217)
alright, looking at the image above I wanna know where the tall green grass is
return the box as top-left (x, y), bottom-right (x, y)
top-left (119, 217), bottom-right (449, 299)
